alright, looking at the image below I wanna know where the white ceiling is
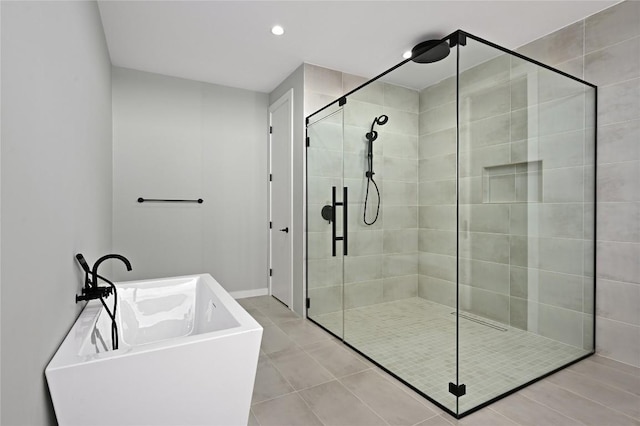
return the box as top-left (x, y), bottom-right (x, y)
top-left (98, 1), bottom-right (618, 94)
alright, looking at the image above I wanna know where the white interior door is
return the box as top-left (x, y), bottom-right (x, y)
top-left (269, 90), bottom-right (293, 307)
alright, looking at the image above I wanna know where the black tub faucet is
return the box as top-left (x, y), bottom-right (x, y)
top-left (75, 253), bottom-right (132, 351)
top-left (91, 254), bottom-right (132, 291)
top-left (75, 253), bottom-right (132, 302)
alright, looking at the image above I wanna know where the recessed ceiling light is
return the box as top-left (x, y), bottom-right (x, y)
top-left (271, 25), bottom-right (284, 36)
top-left (402, 50), bottom-right (412, 59)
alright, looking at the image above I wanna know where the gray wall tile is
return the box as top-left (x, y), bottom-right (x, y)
top-left (597, 161), bottom-right (640, 202)
top-left (517, 21), bottom-right (584, 66)
top-left (459, 54), bottom-right (511, 89)
top-left (536, 303), bottom-right (584, 347)
top-left (459, 144), bottom-right (510, 177)
top-left (383, 253), bottom-right (419, 278)
top-left (419, 252), bottom-right (456, 281)
top-left (382, 181), bottom-right (417, 206)
top-left (308, 286), bottom-right (342, 315)
top-left (597, 120), bottom-right (640, 164)
top-left (538, 270), bottom-right (584, 311)
top-left (510, 266), bottom-right (529, 299)
top-left (458, 258), bottom-right (510, 294)
top-left (344, 255), bottom-right (383, 283)
top-left (383, 275), bottom-right (419, 301)
top-left (306, 64), bottom-right (343, 97)
top-left (344, 99), bottom-right (384, 128)
top-left (459, 285), bottom-right (510, 324)
top-left (345, 75), bottom-right (384, 104)
top-left (538, 238), bottom-right (584, 275)
top-left (597, 78), bottom-right (640, 126)
top-left (383, 229), bottom-right (418, 254)
top-left (419, 154), bottom-right (457, 182)
top-left (420, 229), bottom-right (456, 256)
top-left (384, 157), bottom-right (418, 182)
top-left (420, 76), bottom-right (455, 111)
top-left (418, 276), bottom-right (455, 307)
top-left (459, 113), bottom-right (511, 150)
top-left (585, 36), bottom-right (640, 86)
top-left (383, 206), bottom-right (418, 229)
top-left (510, 297), bottom-right (528, 330)
top-left (596, 278), bottom-right (640, 325)
top-left (419, 180), bottom-right (456, 205)
top-left (596, 241), bottom-right (640, 284)
top-left (598, 202), bottom-right (640, 243)
top-left (419, 128), bottom-right (456, 158)
top-left (382, 132), bottom-right (418, 159)
top-left (538, 93), bottom-right (586, 137)
top-left (543, 167), bottom-right (584, 203)
top-left (419, 205), bottom-right (456, 230)
top-left (459, 232), bottom-right (510, 264)
top-left (308, 258), bottom-right (342, 289)
top-left (585, 0), bottom-right (640, 53)
top-left (349, 230), bottom-right (384, 256)
top-left (419, 102), bottom-right (456, 135)
top-left (596, 317), bottom-right (640, 366)
top-left (344, 125), bottom-right (375, 154)
top-left (459, 204), bottom-right (510, 234)
top-left (460, 82), bottom-right (511, 122)
top-left (384, 83), bottom-right (419, 113)
top-left (345, 280), bottom-right (384, 309)
top-left (511, 204), bottom-right (584, 239)
top-left (538, 130), bottom-right (585, 169)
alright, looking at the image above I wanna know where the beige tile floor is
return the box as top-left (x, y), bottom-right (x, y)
top-left (238, 296), bottom-right (640, 426)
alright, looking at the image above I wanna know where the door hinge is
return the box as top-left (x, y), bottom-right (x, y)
top-left (269, 221), bottom-right (272, 229)
top-left (449, 382), bottom-right (466, 397)
top-left (306, 136), bottom-right (310, 147)
top-left (269, 174), bottom-right (273, 181)
top-left (306, 297), bottom-right (310, 309)
top-left (269, 126), bottom-right (273, 134)
top-left (338, 97), bottom-right (347, 106)
top-left (269, 268), bottom-right (273, 277)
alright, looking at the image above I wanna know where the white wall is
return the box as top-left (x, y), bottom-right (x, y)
top-left (0, 2), bottom-right (113, 424)
top-left (269, 65), bottom-right (305, 315)
top-left (112, 67), bottom-right (269, 294)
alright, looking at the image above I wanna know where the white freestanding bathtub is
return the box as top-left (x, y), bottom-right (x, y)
top-left (45, 274), bottom-right (263, 426)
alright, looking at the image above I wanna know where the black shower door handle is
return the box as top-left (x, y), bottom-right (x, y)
top-left (331, 186), bottom-right (348, 257)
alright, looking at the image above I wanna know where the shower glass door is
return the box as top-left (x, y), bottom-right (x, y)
top-left (306, 106), bottom-right (345, 338)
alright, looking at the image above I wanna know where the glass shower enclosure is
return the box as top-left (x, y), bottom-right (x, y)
top-left (306, 30), bottom-right (596, 418)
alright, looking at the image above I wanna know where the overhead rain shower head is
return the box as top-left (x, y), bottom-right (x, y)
top-left (411, 40), bottom-right (450, 63)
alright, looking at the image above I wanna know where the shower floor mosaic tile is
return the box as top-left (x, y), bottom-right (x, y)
top-left (315, 297), bottom-right (589, 413)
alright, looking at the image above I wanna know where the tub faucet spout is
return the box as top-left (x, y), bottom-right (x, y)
top-left (91, 254), bottom-right (132, 290)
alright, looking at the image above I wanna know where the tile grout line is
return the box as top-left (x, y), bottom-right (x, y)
top-left (333, 374), bottom-right (392, 426)
top-left (567, 359), bottom-right (640, 395)
top-left (589, 355), bottom-right (640, 374)
top-left (539, 377), bottom-right (640, 422)
top-left (262, 304), bottom-right (387, 425)
top-left (486, 406), bottom-right (527, 426)
top-left (248, 408), bottom-right (261, 426)
top-left (497, 392), bottom-right (589, 426)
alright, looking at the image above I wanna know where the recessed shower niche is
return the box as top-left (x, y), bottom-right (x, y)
top-left (305, 30), bottom-right (596, 418)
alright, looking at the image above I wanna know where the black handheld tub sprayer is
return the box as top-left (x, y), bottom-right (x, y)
top-left (363, 114), bottom-right (388, 225)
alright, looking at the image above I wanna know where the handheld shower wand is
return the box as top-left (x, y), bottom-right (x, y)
top-left (363, 115), bottom-right (388, 225)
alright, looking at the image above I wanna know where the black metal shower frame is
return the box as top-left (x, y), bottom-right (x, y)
top-left (304, 29), bottom-right (597, 419)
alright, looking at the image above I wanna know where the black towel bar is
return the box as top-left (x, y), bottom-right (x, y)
top-left (137, 198), bottom-right (203, 204)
